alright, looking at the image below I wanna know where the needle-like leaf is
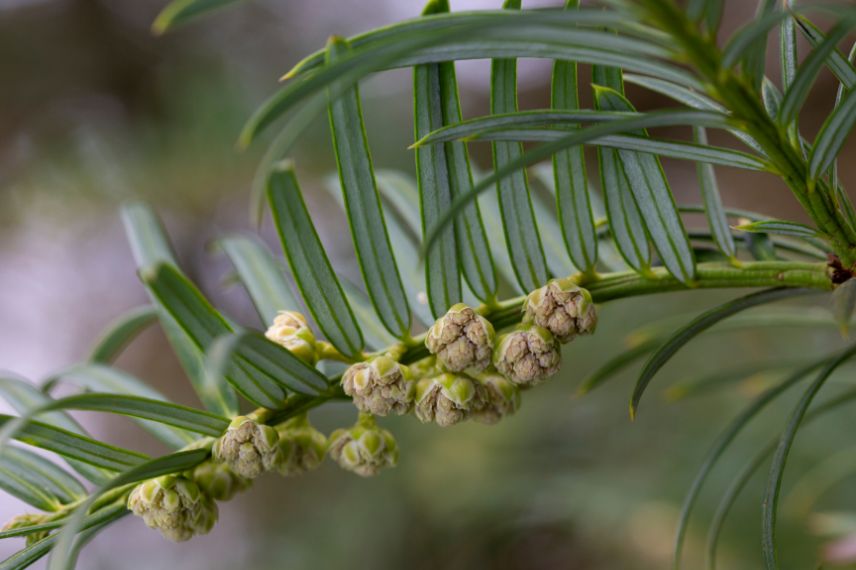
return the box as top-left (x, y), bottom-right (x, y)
top-left (550, 0), bottom-right (596, 274)
top-left (761, 344), bottom-right (856, 569)
top-left (140, 263), bottom-right (241, 415)
top-left (808, 87), bottom-right (856, 182)
top-left (631, 288), bottom-right (818, 417)
top-left (43, 364), bottom-right (197, 448)
top-left (489, 0), bottom-right (548, 292)
top-left (219, 235), bottom-right (300, 326)
top-left (88, 306), bottom-right (158, 364)
top-left (327, 37), bottom-right (411, 337)
top-left (595, 83), bottom-right (696, 283)
top-left (267, 164), bottom-right (365, 359)
top-left (152, 0), bottom-right (243, 34)
top-left (122, 204), bottom-right (238, 415)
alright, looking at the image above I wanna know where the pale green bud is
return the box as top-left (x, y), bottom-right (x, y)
top-left (425, 304), bottom-right (495, 372)
top-left (328, 414), bottom-right (397, 477)
top-left (523, 279), bottom-right (597, 343)
top-left (2, 513), bottom-right (49, 546)
top-left (275, 415), bottom-right (328, 477)
top-left (190, 460), bottom-right (251, 502)
top-left (471, 371), bottom-right (521, 424)
top-left (493, 324), bottom-right (561, 386)
top-left (127, 475), bottom-right (218, 542)
top-left (414, 372), bottom-right (481, 427)
top-left (342, 355), bottom-right (413, 416)
top-left (212, 416), bottom-right (281, 479)
top-left (265, 310), bottom-right (318, 364)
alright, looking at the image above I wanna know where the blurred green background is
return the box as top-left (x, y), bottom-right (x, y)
top-left (1, 1), bottom-right (855, 568)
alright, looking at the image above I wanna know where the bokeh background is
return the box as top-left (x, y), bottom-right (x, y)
top-left (1, 0), bottom-right (855, 568)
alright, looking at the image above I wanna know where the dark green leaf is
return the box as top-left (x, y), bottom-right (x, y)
top-left (529, 179), bottom-right (577, 278)
top-left (213, 331), bottom-right (330, 398)
top-left (779, 20), bottom-right (853, 126)
top-left (44, 364), bottom-right (197, 448)
top-left (241, 10), bottom-right (698, 145)
top-left (672, 362), bottom-right (820, 569)
top-left (595, 84), bottom-right (696, 283)
top-left (219, 235), bottom-right (300, 325)
top-left (833, 279), bottom-right (856, 336)
top-left (490, 0), bottom-right (548, 292)
top-left (551, 4), bottom-right (596, 274)
top-left (17, 393), bottom-right (229, 437)
top-left (421, 109), bottom-right (734, 256)
top-left (831, 41), bottom-right (856, 194)
top-left (593, 66), bottom-right (650, 274)
top-left (621, 74), bottom-right (763, 153)
top-left (152, 0), bottom-right (243, 34)
top-left (140, 263), bottom-right (239, 416)
top-left (205, 334), bottom-right (286, 410)
top-left (721, 4), bottom-right (785, 69)
top-left (708, 383), bottom-right (856, 569)
top-left (0, 374), bottom-right (110, 485)
top-left (413, 32), bottom-right (462, 316)
top-left (88, 306), bottom-right (158, 364)
top-left (630, 288), bottom-right (818, 417)
top-left (122, 204), bottom-right (235, 415)
top-left (417, 0), bottom-right (497, 304)
top-left (781, 2), bottom-right (798, 92)
top-left (267, 164), bottom-right (365, 359)
top-left (326, 37), bottom-right (411, 337)
top-left (339, 171), bottom-right (435, 326)
top-left (795, 16), bottom-right (856, 90)
top-left (0, 415), bottom-right (147, 472)
top-left (694, 128), bottom-right (736, 258)
top-left (761, 344), bottom-right (856, 569)
top-left (433, 127), bottom-right (769, 171)
top-left (735, 220), bottom-right (822, 240)
top-left (413, 110), bottom-right (644, 145)
top-left (284, 9), bottom-right (672, 79)
top-left (577, 338), bottom-right (660, 396)
top-left (0, 446), bottom-right (85, 508)
top-left (808, 87), bottom-right (856, 182)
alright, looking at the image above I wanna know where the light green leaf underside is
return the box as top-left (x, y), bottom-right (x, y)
top-left (88, 306), bottom-right (158, 364)
top-left (219, 235), bottom-right (300, 326)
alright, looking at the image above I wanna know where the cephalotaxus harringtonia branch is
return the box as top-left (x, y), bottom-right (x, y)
top-left (92, 278), bottom-right (596, 542)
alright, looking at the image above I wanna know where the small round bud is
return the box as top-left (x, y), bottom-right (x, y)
top-left (493, 324), bottom-right (561, 386)
top-left (414, 373), bottom-right (480, 427)
top-left (328, 414), bottom-right (397, 477)
top-left (127, 475), bottom-right (218, 542)
top-left (425, 304), bottom-right (495, 372)
top-left (2, 513), bottom-right (49, 546)
top-left (523, 279), bottom-right (597, 343)
top-left (471, 372), bottom-right (521, 424)
top-left (275, 415), bottom-right (328, 477)
top-left (212, 416), bottom-right (281, 479)
top-left (342, 356), bottom-right (414, 416)
top-left (190, 460), bottom-right (250, 502)
top-left (265, 310), bottom-right (318, 364)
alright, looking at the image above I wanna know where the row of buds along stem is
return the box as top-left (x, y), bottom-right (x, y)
top-left (126, 410), bottom-right (331, 542)
top-left (124, 284), bottom-right (597, 543)
top-left (336, 279), bottom-right (596, 429)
